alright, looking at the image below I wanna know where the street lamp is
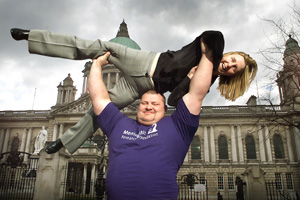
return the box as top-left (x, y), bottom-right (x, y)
top-left (93, 134), bottom-right (108, 200)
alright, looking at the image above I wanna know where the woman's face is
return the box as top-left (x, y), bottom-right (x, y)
top-left (217, 54), bottom-right (246, 76)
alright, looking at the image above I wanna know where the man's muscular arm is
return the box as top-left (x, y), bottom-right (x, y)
top-left (183, 40), bottom-right (213, 115)
top-left (88, 52), bottom-right (111, 115)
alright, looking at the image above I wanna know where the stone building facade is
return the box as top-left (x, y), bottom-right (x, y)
top-left (0, 21), bottom-right (299, 200)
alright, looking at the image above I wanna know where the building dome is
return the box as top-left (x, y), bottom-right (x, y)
top-left (284, 35), bottom-right (300, 58)
top-left (109, 37), bottom-right (141, 50)
top-left (109, 20), bottom-right (141, 50)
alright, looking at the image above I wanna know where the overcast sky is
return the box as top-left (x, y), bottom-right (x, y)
top-left (0, 0), bottom-right (297, 111)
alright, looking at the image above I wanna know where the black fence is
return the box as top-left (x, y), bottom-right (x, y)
top-left (266, 181), bottom-right (298, 200)
top-left (62, 180), bottom-right (97, 200)
top-left (0, 154), bottom-right (207, 200)
top-left (177, 174), bottom-right (208, 200)
top-left (61, 163), bottom-right (106, 200)
top-left (0, 151), bottom-right (38, 200)
top-left (61, 172), bottom-right (207, 200)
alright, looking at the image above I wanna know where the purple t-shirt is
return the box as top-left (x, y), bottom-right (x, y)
top-left (96, 98), bottom-right (200, 200)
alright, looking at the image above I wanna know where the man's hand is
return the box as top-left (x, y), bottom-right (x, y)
top-left (92, 52), bottom-right (110, 69)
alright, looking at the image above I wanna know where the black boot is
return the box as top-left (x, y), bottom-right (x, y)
top-left (200, 31), bottom-right (225, 71)
top-left (10, 28), bottom-right (30, 41)
top-left (45, 139), bottom-right (63, 154)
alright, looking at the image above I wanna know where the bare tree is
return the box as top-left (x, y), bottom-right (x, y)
top-left (258, 1), bottom-right (300, 130)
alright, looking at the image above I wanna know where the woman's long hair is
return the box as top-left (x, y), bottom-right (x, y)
top-left (217, 52), bottom-right (258, 101)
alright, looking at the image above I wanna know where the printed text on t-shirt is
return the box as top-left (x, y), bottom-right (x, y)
top-left (121, 124), bottom-right (158, 141)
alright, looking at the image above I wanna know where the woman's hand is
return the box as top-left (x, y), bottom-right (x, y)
top-left (187, 66), bottom-right (198, 79)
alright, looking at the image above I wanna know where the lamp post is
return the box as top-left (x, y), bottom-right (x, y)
top-left (93, 134), bottom-right (108, 200)
top-left (95, 171), bottom-right (106, 200)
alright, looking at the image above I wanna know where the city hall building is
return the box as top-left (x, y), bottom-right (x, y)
top-left (0, 21), bottom-right (299, 200)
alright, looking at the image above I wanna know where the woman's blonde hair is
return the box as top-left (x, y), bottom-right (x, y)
top-left (217, 52), bottom-right (258, 101)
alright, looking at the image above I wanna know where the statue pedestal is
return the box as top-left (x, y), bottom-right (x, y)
top-left (242, 166), bottom-right (267, 200)
top-left (33, 144), bottom-right (70, 200)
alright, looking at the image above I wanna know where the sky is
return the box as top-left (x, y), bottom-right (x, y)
top-left (0, 0), bottom-right (297, 111)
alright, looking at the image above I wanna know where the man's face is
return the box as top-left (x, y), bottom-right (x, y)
top-left (137, 92), bottom-right (166, 126)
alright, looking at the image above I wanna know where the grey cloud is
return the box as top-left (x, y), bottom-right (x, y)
top-left (0, 0), bottom-right (295, 110)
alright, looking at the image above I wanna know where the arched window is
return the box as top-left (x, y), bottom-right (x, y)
top-left (218, 135), bottom-right (228, 159)
top-left (245, 135), bottom-right (256, 159)
top-left (273, 134), bottom-right (285, 159)
top-left (11, 137), bottom-right (19, 152)
top-left (191, 137), bottom-right (201, 160)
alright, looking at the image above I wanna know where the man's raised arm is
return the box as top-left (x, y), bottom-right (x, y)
top-left (183, 40), bottom-right (213, 115)
top-left (88, 52), bottom-right (111, 115)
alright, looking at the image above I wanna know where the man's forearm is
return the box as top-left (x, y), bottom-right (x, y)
top-left (183, 52), bottom-right (213, 115)
top-left (189, 54), bottom-right (213, 101)
top-left (88, 52), bottom-right (111, 115)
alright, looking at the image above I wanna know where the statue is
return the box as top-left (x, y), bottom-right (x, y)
top-left (34, 126), bottom-right (48, 154)
top-left (236, 176), bottom-right (245, 200)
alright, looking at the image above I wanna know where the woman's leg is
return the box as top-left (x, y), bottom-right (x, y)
top-left (61, 78), bottom-right (142, 154)
top-left (61, 74), bottom-right (154, 154)
top-left (61, 107), bottom-right (98, 154)
top-left (35, 29), bottom-right (156, 153)
top-left (28, 30), bottom-right (157, 76)
top-left (61, 75), bottom-right (143, 154)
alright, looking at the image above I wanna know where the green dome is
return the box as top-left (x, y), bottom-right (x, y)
top-left (284, 35), bottom-right (300, 57)
top-left (109, 37), bottom-right (141, 50)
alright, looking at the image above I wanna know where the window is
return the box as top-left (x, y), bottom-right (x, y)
top-left (191, 137), bottom-right (201, 160)
top-left (218, 174), bottom-right (224, 190)
top-left (286, 173), bottom-right (294, 190)
top-left (218, 135), bottom-right (228, 159)
top-left (199, 174), bottom-right (206, 185)
top-left (245, 135), bottom-right (256, 159)
top-left (228, 174), bottom-right (235, 190)
top-left (275, 173), bottom-right (283, 190)
top-left (273, 134), bottom-right (285, 159)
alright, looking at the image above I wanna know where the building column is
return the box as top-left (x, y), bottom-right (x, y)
top-left (52, 123), bottom-right (59, 141)
top-left (57, 88), bottom-right (61, 104)
top-left (82, 76), bottom-right (87, 94)
top-left (210, 125), bottom-right (216, 162)
top-left (237, 125), bottom-right (244, 162)
top-left (264, 125), bottom-right (273, 162)
top-left (59, 124), bottom-right (64, 138)
top-left (60, 90), bottom-right (64, 104)
top-left (284, 126), bottom-right (295, 162)
top-left (72, 89), bottom-right (76, 101)
top-left (293, 126), bottom-right (300, 161)
top-left (69, 89), bottom-right (73, 102)
top-left (107, 73), bottom-right (111, 89)
top-left (0, 129), bottom-right (5, 154)
top-left (230, 125), bottom-right (238, 162)
top-left (95, 165), bottom-right (99, 179)
top-left (91, 164), bottom-right (96, 195)
top-left (20, 128), bottom-right (28, 152)
top-left (83, 163), bottom-right (87, 194)
top-left (2, 128), bottom-right (10, 153)
top-left (24, 128), bottom-right (33, 163)
top-left (65, 90), bottom-right (70, 103)
top-left (116, 72), bottom-right (119, 83)
top-left (2, 128), bottom-right (10, 161)
top-left (258, 125), bottom-right (266, 162)
top-left (203, 125), bottom-right (210, 162)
